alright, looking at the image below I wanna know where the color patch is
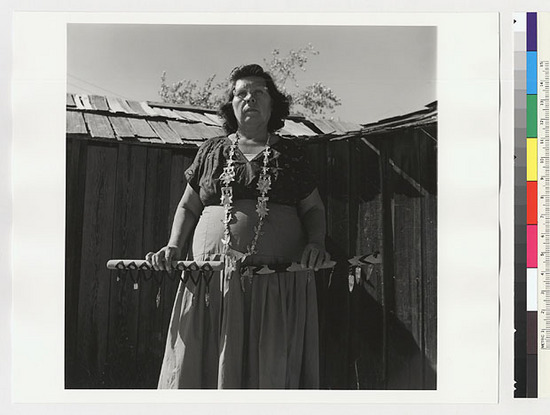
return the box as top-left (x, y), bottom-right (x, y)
top-left (527, 51), bottom-right (538, 94)
top-left (528, 311), bottom-right (538, 354)
top-left (527, 181), bottom-right (538, 224)
top-left (527, 138), bottom-right (538, 181)
top-left (527, 224), bottom-right (538, 267)
top-left (527, 268), bottom-right (538, 311)
top-left (527, 12), bottom-right (537, 51)
top-left (527, 95), bottom-right (538, 138)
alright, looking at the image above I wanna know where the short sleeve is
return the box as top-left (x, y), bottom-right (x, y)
top-left (184, 138), bottom-right (218, 193)
top-left (294, 148), bottom-right (317, 201)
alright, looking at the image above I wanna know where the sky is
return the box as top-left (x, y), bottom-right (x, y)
top-left (67, 24), bottom-right (436, 124)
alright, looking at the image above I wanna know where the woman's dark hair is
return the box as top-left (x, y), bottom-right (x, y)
top-left (218, 64), bottom-right (291, 133)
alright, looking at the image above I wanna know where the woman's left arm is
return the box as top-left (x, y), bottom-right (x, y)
top-left (298, 188), bottom-right (331, 270)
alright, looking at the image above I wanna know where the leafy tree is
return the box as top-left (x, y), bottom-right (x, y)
top-left (159, 73), bottom-right (225, 109)
top-left (158, 44), bottom-right (341, 117)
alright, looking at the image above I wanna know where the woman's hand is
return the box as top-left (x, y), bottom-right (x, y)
top-left (145, 245), bottom-right (182, 272)
top-left (301, 242), bottom-right (331, 271)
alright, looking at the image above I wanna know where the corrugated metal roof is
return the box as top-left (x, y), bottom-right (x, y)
top-left (281, 119), bottom-right (318, 137)
top-left (361, 102), bottom-right (437, 136)
top-left (308, 118), bottom-right (336, 135)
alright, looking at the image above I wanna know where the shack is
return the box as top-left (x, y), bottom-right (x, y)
top-left (65, 94), bottom-right (437, 389)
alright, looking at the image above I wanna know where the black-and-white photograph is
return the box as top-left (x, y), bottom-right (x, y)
top-left (64, 24), bottom-right (437, 390)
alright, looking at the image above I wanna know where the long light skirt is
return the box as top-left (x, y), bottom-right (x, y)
top-left (157, 202), bottom-right (320, 389)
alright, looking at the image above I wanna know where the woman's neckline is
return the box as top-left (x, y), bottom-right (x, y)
top-left (229, 132), bottom-right (281, 146)
top-left (226, 133), bottom-right (282, 162)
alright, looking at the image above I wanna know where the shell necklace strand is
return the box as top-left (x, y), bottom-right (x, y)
top-left (219, 132), bottom-right (272, 272)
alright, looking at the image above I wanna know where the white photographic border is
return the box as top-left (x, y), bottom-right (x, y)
top-left (11, 11), bottom-right (499, 405)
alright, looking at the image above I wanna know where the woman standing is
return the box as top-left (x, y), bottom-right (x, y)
top-left (147, 64), bottom-right (330, 389)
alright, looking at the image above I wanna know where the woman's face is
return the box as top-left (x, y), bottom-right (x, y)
top-left (232, 76), bottom-right (272, 131)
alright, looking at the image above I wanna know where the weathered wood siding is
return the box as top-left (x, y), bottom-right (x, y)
top-left (65, 123), bottom-right (437, 389)
top-left (308, 125), bottom-right (437, 389)
top-left (65, 139), bottom-right (194, 388)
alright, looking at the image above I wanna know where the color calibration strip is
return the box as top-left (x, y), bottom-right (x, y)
top-left (514, 12), bottom-right (532, 398)
top-left (536, 12), bottom-right (550, 398)
top-left (516, 12), bottom-right (550, 398)
top-left (527, 11), bottom-right (538, 398)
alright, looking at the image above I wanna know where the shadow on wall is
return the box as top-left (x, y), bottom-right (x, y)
top-left (351, 287), bottom-right (436, 390)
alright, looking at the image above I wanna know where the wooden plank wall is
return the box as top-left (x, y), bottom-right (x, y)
top-left (65, 124), bottom-right (437, 389)
top-left (305, 125), bottom-right (437, 390)
top-left (65, 138), bottom-right (88, 385)
top-left (65, 139), bottom-right (194, 388)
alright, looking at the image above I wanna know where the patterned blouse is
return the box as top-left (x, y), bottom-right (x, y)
top-left (185, 135), bottom-right (317, 207)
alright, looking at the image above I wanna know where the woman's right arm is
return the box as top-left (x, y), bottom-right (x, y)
top-left (146, 183), bottom-right (204, 271)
